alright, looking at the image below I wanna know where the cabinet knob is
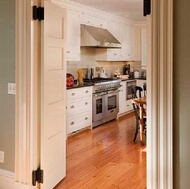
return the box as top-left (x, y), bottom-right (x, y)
top-left (85, 90), bottom-right (89, 93)
top-left (85, 117), bottom-right (88, 120)
top-left (66, 51), bottom-right (70, 53)
top-left (71, 121), bottom-right (75, 125)
top-left (85, 102), bottom-right (88, 105)
top-left (71, 93), bottom-right (75, 96)
top-left (70, 105), bottom-right (74, 109)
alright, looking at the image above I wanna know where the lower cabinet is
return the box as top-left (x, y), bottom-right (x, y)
top-left (66, 87), bottom-right (92, 134)
top-left (118, 81), bottom-right (133, 116)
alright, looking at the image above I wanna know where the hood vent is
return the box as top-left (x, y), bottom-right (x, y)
top-left (81, 24), bottom-right (122, 48)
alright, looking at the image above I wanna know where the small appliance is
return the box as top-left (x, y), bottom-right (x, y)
top-left (123, 64), bottom-right (131, 78)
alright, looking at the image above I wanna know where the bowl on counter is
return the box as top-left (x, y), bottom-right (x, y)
top-left (66, 73), bottom-right (74, 87)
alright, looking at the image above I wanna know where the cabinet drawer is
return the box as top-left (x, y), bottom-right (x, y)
top-left (67, 87), bottom-right (92, 100)
top-left (126, 100), bottom-right (133, 111)
top-left (67, 112), bottom-right (91, 134)
top-left (67, 97), bottom-right (91, 115)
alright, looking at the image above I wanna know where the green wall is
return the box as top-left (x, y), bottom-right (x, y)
top-left (0, 0), bottom-right (15, 172)
top-left (173, 1), bottom-right (190, 188)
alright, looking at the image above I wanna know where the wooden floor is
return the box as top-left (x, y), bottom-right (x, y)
top-left (54, 113), bottom-right (146, 189)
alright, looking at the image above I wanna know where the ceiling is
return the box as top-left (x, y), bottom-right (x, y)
top-left (70, 0), bottom-right (145, 22)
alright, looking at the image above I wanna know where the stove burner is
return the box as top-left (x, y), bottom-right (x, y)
top-left (83, 77), bottom-right (118, 83)
top-left (91, 77), bottom-right (121, 93)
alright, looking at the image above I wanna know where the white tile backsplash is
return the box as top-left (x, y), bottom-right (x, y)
top-left (67, 48), bottom-right (144, 79)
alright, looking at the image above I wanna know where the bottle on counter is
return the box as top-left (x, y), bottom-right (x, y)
top-left (77, 69), bottom-right (84, 85)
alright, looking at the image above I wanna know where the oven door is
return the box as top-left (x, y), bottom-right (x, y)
top-left (104, 90), bottom-right (119, 117)
top-left (92, 92), bottom-right (106, 122)
top-left (126, 80), bottom-right (136, 100)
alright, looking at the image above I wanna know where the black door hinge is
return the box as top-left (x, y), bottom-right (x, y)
top-left (33, 6), bottom-right (44, 21)
top-left (32, 168), bottom-right (44, 186)
top-left (143, 0), bottom-right (151, 16)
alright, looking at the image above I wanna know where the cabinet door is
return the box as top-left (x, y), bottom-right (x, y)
top-left (120, 24), bottom-right (134, 61)
top-left (80, 12), bottom-right (107, 28)
top-left (141, 27), bottom-right (147, 67)
top-left (126, 99), bottom-right (133, 112)
top-left (133, 26), bottom-right (141, 61)
top-left (119, 81), bottom-right (127, 114)
top-left (66, 10), bottom-right (80, 61)
top-left (107, 20), bottom-right (122, 60)
top-left (126, 25), bottom-right (134, 60)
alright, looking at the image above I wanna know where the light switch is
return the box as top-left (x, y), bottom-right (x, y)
top-left (8, 83), bottom-right (16, 95)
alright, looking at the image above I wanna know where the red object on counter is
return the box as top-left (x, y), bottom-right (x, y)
top-left (66, 73), bottom-right (74, 87)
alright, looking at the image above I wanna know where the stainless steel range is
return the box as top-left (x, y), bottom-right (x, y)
top-left (91, 78), bottom-right (121, 127)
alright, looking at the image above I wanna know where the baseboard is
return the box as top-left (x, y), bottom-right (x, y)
top-left (0, 169), bottom-right (15, 189)
top-left (0, 169), bottom-right (29, 189)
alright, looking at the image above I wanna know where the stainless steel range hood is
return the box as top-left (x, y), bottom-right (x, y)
top-left (81, 24), bottom-right (122, 48)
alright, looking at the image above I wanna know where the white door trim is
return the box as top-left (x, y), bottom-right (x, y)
top-left (0, 0), bottom-right (173, 189)
top-left (0, 0), bottom-right (38, 189)
top-left (147, 0), bottom-right (173, 189)
top-left (15, 0), bottom-right (37, 187)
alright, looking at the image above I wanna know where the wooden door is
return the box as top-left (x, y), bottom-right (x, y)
top-left (41, 1), bottom-right (66, 189)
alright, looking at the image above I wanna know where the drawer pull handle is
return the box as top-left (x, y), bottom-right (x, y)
top-left (85, 102), bottom-right (88, 105)
top-left (71, 93), bottom-right (75, 96)
top-left (71, 121), bottom-right (75, 125)
top-left (85, 90), bottom-right (89, 93)
top-left (71, 105), bottom-right (74, 109)
top-left (66, 51), bottom-right (70, 53)
top-left (85, 117), bottom-right (88, 120)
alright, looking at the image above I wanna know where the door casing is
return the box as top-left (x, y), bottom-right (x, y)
top-left (0, 0), bottom-right (173, 188)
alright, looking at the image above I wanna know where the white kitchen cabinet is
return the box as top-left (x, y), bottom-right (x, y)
top-left (66, 10), bottom-right (80, 61)
top-left (96, 48), bottom-right (122, 61)
top-left (66, 87), bottom-right (92, 134)
top-left (118, 81), bottom-right (133, 116)
top-left (120, 24), bottom-right (134, 61)
top-left (141, 27), bottom-right (147, 67)
top-left (96, 20), bottom-right (122, 61)
top-left (126, 99), bottom-right (133, 112)
top-left (80, 12), bottom-right (107, 28)
top-left (96, 22), bottom-right (136, 61)
top-left (133, 26), bottom-right (141, 61)
top-left (119, 81), bottom-right (127, 114)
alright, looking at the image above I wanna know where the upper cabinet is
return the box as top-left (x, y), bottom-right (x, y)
top-left (96, 21), bottom-right (136, 61)
top-left (141, 27), bottom-right (147, 67)
top-left (133, 26), bottom-right (141, 61)
top-left (120, 23), bottom-right (134, 61)
top-left (96, 20), bottom-right (122, 61)
top-left (66, 10), bottom-right (80, 61)
top-left (80, 12), bottom-right (107, 28)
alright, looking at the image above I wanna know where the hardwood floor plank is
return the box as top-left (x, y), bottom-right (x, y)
top-left (54, 113), bottom-right (146, 189)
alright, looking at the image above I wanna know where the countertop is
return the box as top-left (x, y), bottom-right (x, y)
top-left (121, 77), bottom-right (146, 81)
top-left (67, 77), bottom-right (146, 90)
top-left (67, 82), bottom-right (94, 90)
